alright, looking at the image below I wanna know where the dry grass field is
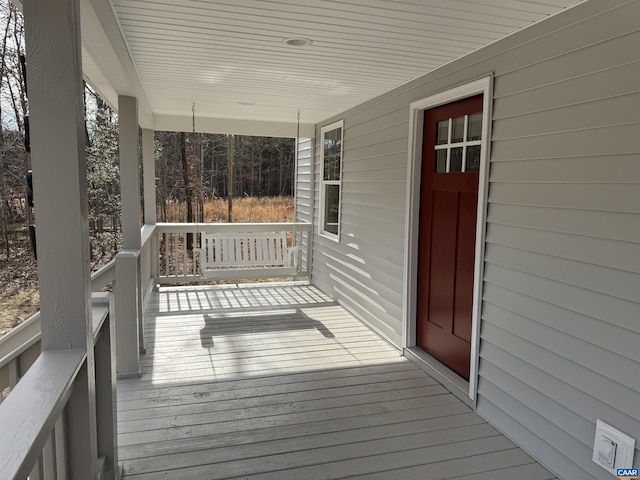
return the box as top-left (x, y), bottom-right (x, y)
top-left (163, 196), bottom-right (295, 223)
top-left (0, 239), bottom-right (39, 337)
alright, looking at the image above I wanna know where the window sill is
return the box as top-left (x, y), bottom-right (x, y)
top-left (319, 231), bottom-right (340, 243)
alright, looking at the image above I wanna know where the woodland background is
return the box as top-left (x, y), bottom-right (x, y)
top-left (0, 0), bottom-right (297, 335)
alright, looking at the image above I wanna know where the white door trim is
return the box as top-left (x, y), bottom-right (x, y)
top-left (402, 76), bottom-right (493, 404)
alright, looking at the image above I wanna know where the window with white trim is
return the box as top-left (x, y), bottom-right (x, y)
top-left (320, 120), bottom-right (343, 239)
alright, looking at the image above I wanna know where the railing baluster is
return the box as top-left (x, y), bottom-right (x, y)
top-left (42, 431), bottom-right (56, 479)
top-left (28, 454), bottom-right (43, 480)
top-left (193, 231), bottom-right (198, 275)
top-left (168, 233), bottom-right (178, 276)
top-left (9, 357), bottom-right (19, 389)
top-left (183, 232), bottom-right (189, 275)
top-left (55, 401), bottom-right (68, 479)
top-left (167, 233), bottom-right (172, 276)
top-left (173, 233), bottom-right (179, 277)
top-left (164, 232), bottom-right (171, 277)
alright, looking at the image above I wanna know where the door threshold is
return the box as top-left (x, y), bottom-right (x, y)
top-left (404, 346), bottom-right (473, 408)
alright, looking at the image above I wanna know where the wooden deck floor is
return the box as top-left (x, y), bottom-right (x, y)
top-left (117, 283), bottom-right (557, 480)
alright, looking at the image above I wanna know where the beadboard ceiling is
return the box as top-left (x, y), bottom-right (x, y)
top-left (82, 0), bottom-right (583, 135)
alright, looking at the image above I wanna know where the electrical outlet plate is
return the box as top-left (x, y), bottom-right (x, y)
top-left (593, 419), bottom-right (636, 475)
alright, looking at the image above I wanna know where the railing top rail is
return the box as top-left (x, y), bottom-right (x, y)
top-left (0, 348), bottom-right (86, 479)
top-left (0, 312), bottom-right (41, 370)
top-left (91, 259), bottom-right (116, 292)
top-left (141, 223), bottom-right (156, 247)
top-left (155, 222), bottom-right (312, 234)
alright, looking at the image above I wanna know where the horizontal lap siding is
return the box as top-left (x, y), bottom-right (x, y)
top-left (296, 138), bottom-right (313, 271)
top-left (480, 2), bottom-right (640, 479)
top-left (311, 1), bottom-right (640, 478)
top-left (312, 106), bottom-right (408, 345)
top-left (296, 138), bottom-right (312, 224)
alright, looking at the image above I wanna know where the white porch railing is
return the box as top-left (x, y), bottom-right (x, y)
top-left (0, 293), bottom-right (118, 479)
top-left (0, 259), bottom-right (116, 402)
top-left (0, 221), bottom-right (314, 398)
top-left (156, 222), bottom-right (312, 284)
top-left (0, 260), bottom-right (119, 480)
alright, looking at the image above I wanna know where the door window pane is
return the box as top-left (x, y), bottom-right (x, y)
top-left (467, 113), bottom-right (482, 141)
top-left (436, 120), bottom-right (449, 145)
top-left (451, 116), bottom-right (465, 143)
top-left (466, 145), bottom-right (481, 172)
top-left (450, 148), bottom-right (463, 172)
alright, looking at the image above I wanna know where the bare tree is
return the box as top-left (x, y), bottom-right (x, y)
top-left (0, 0), bottom-right (28, 259)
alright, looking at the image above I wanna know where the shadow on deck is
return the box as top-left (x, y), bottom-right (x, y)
top-left (116, 282), bottom-right (556, 480)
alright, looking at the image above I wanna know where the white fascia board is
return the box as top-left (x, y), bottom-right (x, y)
top-left (80, 0), bottom-right (153, 128)
top-left (154, 113), bottom-right (315, 138)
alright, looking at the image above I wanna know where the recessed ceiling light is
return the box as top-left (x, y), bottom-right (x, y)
top-left (237, 101), bottom-right (255, 106)
top-left (283, 37), bottom-right (313, 47)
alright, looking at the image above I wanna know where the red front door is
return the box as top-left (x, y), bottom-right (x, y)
top-left (416, 94), bottom-right (483, 380)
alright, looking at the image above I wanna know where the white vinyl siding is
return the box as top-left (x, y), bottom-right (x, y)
top-left (311, 1), bottom-right (640, 479)
top-left (295, 137), bottom-right (313, 272)
top-left (313, 111), bottom-right (407, 345)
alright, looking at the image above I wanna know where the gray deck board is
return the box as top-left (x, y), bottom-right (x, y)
top-left (118, 283), bottom-right (556, 479)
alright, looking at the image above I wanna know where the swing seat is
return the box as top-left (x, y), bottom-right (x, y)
top-left (197, 231), bottom-right (300, 280)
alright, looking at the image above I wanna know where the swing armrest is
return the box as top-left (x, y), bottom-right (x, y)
top-left (287, 245), bottom-right (301, 269)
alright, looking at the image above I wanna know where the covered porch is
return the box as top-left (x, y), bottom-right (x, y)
top-left (117, 282), bottom-right (556, 480)
top-left (2, 0), bottom-right (637, 479)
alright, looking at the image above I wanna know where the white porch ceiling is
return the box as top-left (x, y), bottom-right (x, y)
top-left (82, 0), bottom-right (583, 136)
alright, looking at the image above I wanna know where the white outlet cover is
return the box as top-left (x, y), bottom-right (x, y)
top-left (593, 419), bottom-right (636, 475)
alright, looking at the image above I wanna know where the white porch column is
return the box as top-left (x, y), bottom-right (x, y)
top-left (115, 250), bottom-right (140, 376)
top-left (24, 0), bottom-right (97, 476)
top-left (142, 128), bottom-right (156, 225)
top-left (116, 95), bottom-right (143, 376)
top-left (119, 96), bottom-right (141, 250)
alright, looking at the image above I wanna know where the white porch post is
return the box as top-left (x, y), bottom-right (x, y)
top-left (119, 96), bottom-right (141, 251)
top-left (24, 0), bottom-right (97, 476)
top-left (116, 95), bottom-right (143, 376)
top-left (142, 128), bottom-right (156, 225)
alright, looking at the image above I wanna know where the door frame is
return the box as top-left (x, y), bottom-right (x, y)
top-left (402, 76), bottom-right (493, 404)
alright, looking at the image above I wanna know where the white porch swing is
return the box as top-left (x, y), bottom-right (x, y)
top-left (195, 109), bottom-right (303, 280)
